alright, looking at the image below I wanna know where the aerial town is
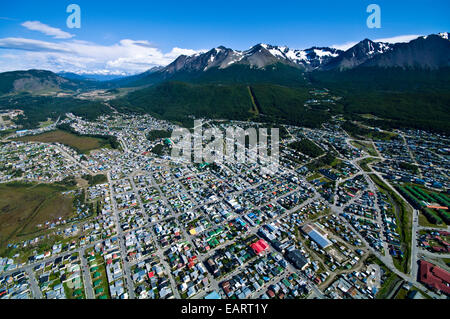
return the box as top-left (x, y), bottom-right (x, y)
top-left (0, 111), bottom-right (449, 300)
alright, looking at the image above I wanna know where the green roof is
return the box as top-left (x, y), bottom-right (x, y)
top-left (93, 279), bottom-right (102, 286)
top-left (73, 289), bottom-right (82, 296)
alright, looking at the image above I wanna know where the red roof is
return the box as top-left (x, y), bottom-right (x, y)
top-left (419, 260), bottom-right (450, 295)
top-left (250, 239), bottom-right (270, 255)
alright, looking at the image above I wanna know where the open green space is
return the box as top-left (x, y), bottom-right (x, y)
top-left (397, 184), bottom-right (449, 226)
top-left (288, 139), bottom-right (324, 158)
top-left (342, 122), bottom-right (396, 141)
top-left (15, 129), bottom-right (111, 153)
top-left (351, 140), bottom-right (378, 156)
top-left (147, 130), bottom-right (172, 141)
top-left (39, 119), bottom-right (54, 128)
top-left (0, 182), bottom-right (74, 251)
top-left (357, 157), bottom-right (379, 172)
top-left (82, 174), bottom-right (108, 186)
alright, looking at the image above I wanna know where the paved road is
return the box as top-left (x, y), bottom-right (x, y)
top-left (418, 249), bottom-right (450, 259)
top-left (107, 171), bottom-right (136, 299)
top-left (80, 248), bottom-right (95, 299)
top-left (24, 266), bottom-right (43, 299)
top-left (4, 119), bottom-right (446, 300)
top-left (410, 209), bottom-right (420, 281)
top-left (55, 144), bottom-right (94, 175)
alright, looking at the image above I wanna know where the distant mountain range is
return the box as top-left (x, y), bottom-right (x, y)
top-left (118, 32), bottom-right (449, 87)
top-left (0, 32), bottom-right (448, 92)
top-left (57, 72), bottom-right (127, 82)
top-left (159, 32), bottom-right (449, 73)
top-left (0, 32), bottom-right (449, 133)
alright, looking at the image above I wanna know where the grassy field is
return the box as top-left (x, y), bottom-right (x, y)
top-left (351, 140), bottom-right (378, 157)
top-left (0, 129), bottom-right (15, 138)
top-left (394, 286), bottom-right (432, 299)
top-left (0, 182), bottom-right (74, 251)
top-left (15, 129), bottom-right (110, 153)
top-left (357, 157), bottom-right (379, 172)
top-left (38, 119), bottom-right (54, 128)
top-left (418, 213), bottom-right (447, 228)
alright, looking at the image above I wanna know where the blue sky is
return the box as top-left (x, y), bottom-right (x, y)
top-left (0, 0), bottom-right (449, 74)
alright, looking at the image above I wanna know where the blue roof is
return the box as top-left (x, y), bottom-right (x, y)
top-left (308, 230), bottom-right (332, 248)
top-left (204, 291), bottom-right (221, 299)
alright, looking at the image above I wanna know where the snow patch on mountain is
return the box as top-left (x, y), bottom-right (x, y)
top-left (438, 32), bottom-right (449, 40)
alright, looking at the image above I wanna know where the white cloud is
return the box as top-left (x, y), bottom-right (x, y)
top-left (331, 41), bottom-right (359, 51)
top-left (0, 37), bottom-right (203, 74)
top-left (0, 37), bottom-right (71, 52)
top-left (21, 21), bottom-right (75, 39)
top-left (332, 34), bottom-right (422, 51)
top-left (373, 34), bottom-right (422, 44)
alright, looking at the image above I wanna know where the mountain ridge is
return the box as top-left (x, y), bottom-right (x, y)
top-left (1, 32), bottom-right (448, 91)
top-left (116, 32), bottom-right (449, 87)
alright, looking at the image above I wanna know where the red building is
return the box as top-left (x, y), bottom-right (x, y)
top-left (250, 239), bottom-right (269, 255)
top-left (418, 260), bottom-right (450, 296)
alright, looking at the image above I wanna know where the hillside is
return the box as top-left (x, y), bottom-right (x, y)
top-left (0, 70), bottom-right (86, 95)
top-left (1, 33), bottom-right (449, 133)
top-left (111, 81), bottom-right (330, 128)
top-left (0, 94), bottom-right (111, 129)
top-left (308, 67), bottom-right (450, 132)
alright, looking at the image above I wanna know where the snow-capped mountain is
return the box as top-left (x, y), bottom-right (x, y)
top-left (162, 43), bottom-right (344, 75)
top-left (115, 32), bottom-right (449, 87)
top-left (437, 32), bottom-right (449, 40)
top-left (257, 44), bottom-right (342, 69)
top-left (363, 33), bottom-right (450, 69)
top-left (322, 39), bottom-right (394, 70)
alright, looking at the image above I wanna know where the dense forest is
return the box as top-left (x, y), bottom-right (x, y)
top-left (0, 64), bottom-right (448, 134)
top-left (0, 94), bottom-right (110, 129)
top-left (309, 67), bottom-right (450, 133)
top-left (110, 81), bottom-right (330, 129)
top-left (111, 81), bottom-right (255, 122)
top-left (147, 130), bottom-right (173, 141)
